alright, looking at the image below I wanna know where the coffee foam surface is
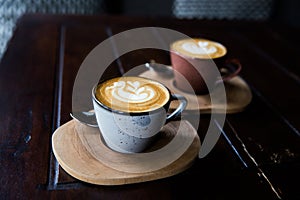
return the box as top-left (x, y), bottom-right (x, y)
top-left (171, 38), bottom-right (227, 59)
top-left (96, 77), bottom-right (170, 113)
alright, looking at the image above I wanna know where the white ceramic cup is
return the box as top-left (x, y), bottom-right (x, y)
top-left (92, 77), bottom-right (187, 153)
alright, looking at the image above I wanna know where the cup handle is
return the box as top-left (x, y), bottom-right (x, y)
top-left (216, 58), bottom-right (242, 83)
top-left (166, 94), bottom-right (187, 123)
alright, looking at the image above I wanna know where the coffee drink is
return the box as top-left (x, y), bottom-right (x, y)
top-left (170, 38), bottom-right (241, 94)
top-left (95, 76), bottom-right (170, 113)
top-left (92, 76), bottom-right (187, 153)
top-left (170, 38), bottom-right (227, 59)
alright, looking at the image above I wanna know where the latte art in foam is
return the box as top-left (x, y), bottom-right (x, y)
top-left (107, 80), bottom-right (155, 103)
top-left (171, 38), bottom-right (227, 59)
top-left (182, 41), bottom-right (217, 55)
top-left (95, 77), bottom-right (170, 113)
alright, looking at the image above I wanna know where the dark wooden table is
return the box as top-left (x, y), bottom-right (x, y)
top-left (1, 14), bottom-right (300, 200)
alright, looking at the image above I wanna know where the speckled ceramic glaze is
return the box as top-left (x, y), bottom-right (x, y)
top-left (92, 78), bottom-right (187, 153)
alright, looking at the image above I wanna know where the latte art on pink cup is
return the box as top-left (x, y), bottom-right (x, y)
top-left (171, 38), bottom-right (227, 59)
top-left (95, 76), bottom-right (170, 113)
top-left (170, 38), bottom-right (241, 94)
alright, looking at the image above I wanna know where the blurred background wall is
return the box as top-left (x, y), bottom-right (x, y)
top-left (107, 0), bottom-right (300, 27)
top-left (0, 0), bottom-right (299, 60)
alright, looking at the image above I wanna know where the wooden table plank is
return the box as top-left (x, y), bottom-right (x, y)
top-left (0, 16), bottom-right (60, 198)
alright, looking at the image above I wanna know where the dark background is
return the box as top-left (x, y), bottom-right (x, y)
top-left (104, 0), bottom-right (300, 28)
top-left (0, 0), bottom-right (300, 61)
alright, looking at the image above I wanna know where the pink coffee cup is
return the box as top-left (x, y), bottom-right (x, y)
top-left (170, 38), bottom-right (242, 95)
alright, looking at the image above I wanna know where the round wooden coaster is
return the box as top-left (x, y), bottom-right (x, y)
top-left (139, 66), bottom-right (252, 114)
top-left (52, 120), bottom-right (200, 185)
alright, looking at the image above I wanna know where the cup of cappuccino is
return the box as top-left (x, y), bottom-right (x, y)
top-left (170, 38), bottom-right (242, 94)
top-left (92, 76), bottom-right (187, 153)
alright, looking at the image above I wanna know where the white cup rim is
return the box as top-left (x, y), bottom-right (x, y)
top-left (92, 77), bottom-right (172, 116)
